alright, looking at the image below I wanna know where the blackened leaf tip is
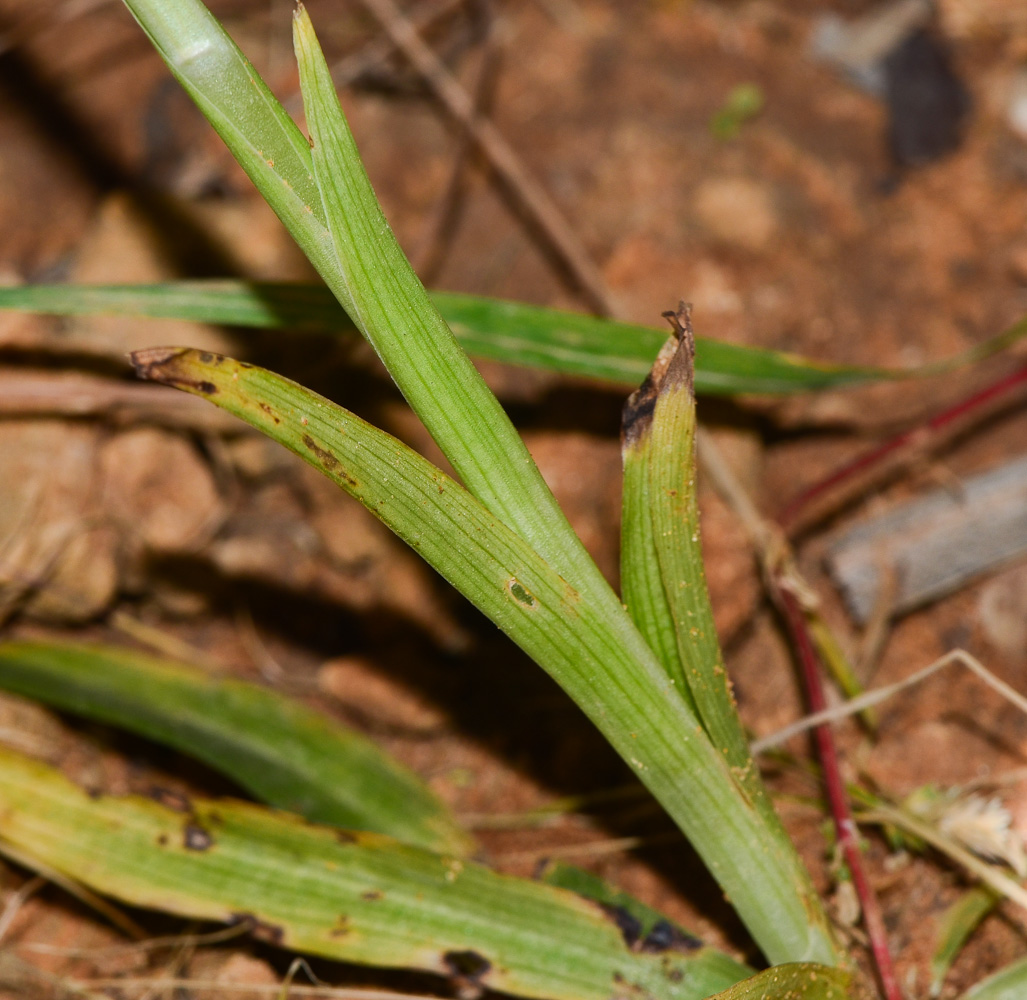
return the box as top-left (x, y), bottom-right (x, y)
top-left (129, 346), bottom-right (192, 381)
top-left (129, 346), bottom-right (220, 396)
top-left (661, 302), bottom-right (696, 397)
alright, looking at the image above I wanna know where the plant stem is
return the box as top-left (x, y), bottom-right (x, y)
top-left (697, 432), bottom-right (897, 997)
top-left (776, 586), bottom-right (900, 1000)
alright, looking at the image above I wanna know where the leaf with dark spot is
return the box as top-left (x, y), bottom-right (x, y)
top-left (183, 822), bottom-right (214, 851)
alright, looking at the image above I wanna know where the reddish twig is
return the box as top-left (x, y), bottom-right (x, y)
top-left (777, 364), bottom-right (1027, 532)
top-left (776, 585), bottom-right (901, 1000)
top-left (697, 431), bottom-right (899, 997)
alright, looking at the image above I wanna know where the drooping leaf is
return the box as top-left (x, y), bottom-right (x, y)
top-left (130, 345), bottom-right (840, 968)
top-left (0, 640), bottom-right (472, 856)
top-left (0, 747), bottom-right (751, 1000)
top-left (3, 280), bottom-right (1025, 394)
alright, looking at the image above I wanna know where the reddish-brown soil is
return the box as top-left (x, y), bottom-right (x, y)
top-left (1, 1), bottom-right (1027, 998)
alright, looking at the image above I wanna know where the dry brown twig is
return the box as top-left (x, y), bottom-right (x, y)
top-left (752, 648), bottom-right (1027, 755)
top-left (323, 0), bottom-right (467, 94)
top-left (349, 0), bottom-right (614, 315)
top-left (412, 4), bottom-right (502, 283)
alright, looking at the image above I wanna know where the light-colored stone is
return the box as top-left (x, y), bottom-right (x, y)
top-left (100, 427), bottom-right (222, 554)
top-left (693, 177), bottom-right (779, 252)
top-left (0, 421), bottom-right (118, 622)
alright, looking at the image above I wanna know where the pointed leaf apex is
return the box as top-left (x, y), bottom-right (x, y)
top-left (660, 301), bottom-right (696, 398)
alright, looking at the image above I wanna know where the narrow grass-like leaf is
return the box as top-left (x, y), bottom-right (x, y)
top-left (287, 16), bottom-right (840, 964)
top-left (121, 0), bottom-right (839, 967)
top-left (292, 6), bottom-right (617, 605)
top-left (130, 346), bottom-right (840, 967)
top-left (4, 281), bottom-right (1027, 393)
top-left (0, 748), bottom-right (751, 1000)
top-left (621, 335), bottom-right (692, 697)
top-left (704, 964), bottom-right (850, 999)
top-left (125, 0), bottom-right (609, 607)
top-left (120, 0), bottom-right (337, 285)
top-left (930, 887), bottom-right (996, 997)
top-left (960, 956), bottom-right (1027, 1000)
top-left (641, 310), bottom-right (769, 815)
top-left (0, 640), bottom-right (472, 856)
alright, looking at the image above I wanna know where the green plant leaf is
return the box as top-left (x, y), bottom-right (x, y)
top-left (930, 887), bottom-right (996, 997)
top-left (539, 860), bottom-right (702, 948)
top-left (4, 280), bottom-right (1026, 393)
top-left (704, 963), bottom-right (851, 999)
top-left (960, 956), bottom-right (1027, 1000)
top-left (130, 345), bottom-right (840, 967)
top-left (0, 747), bottom-right (751, 1000)
top-left (120, 0), bottom-right (337, 283)
top-left (621, 335), bottom-right (693, 697)
top-left (119, 0), bottom-right (839, 967)
top-left (635, 312), bottom-right (768, 818)
top-left (292, 4), bottom-right (618, 607)
top-left (0, 639), bottom-right (472, 856)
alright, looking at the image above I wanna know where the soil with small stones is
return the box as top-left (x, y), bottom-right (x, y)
top-left (1, 1), bottom-right (1027, 998)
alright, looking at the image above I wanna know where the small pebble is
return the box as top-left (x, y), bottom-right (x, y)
top-left (692, 177), bottom-right (779, 252)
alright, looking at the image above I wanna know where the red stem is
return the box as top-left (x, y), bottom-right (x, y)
top-left (765, 364), bottom-right (1027, 995)
top-left (777, 365), bottom-right (1027, 530)
top-left (776, 586), bottom-right (901, 1000)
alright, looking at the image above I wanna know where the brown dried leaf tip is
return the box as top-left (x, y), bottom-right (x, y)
top-left (660, 301), bottom-right (696, 398)
top-left (130, 347), bottom-right (219, 396)
top-left (622, 301), bottom-right (696, 447)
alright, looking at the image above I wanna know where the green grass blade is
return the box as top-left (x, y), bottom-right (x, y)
top-left (626, 314), bottom-right (807, 914)
top-left (0, 640), bottom-right (472, 856)
top-left (4, 280), bottom-right (1026, 393)
top-left (291, 6), bottom-right (615, 602)
top-left (0, 747), bottom-right (751, 1000)
top-left (960, 956), bottom-right (1027, 1000)
top-left (930, 887), bottom-right (997, 997)
top-left (704, 964), bottom-right (851, 999)
top-left (643, 314), bottom-right (769, 814)
top-left (119, 0), bottom-right (337, 286)
top-left (129, 346), bottom-right (840, 967)
top-left (620, 336), bottom-right (692, 697)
